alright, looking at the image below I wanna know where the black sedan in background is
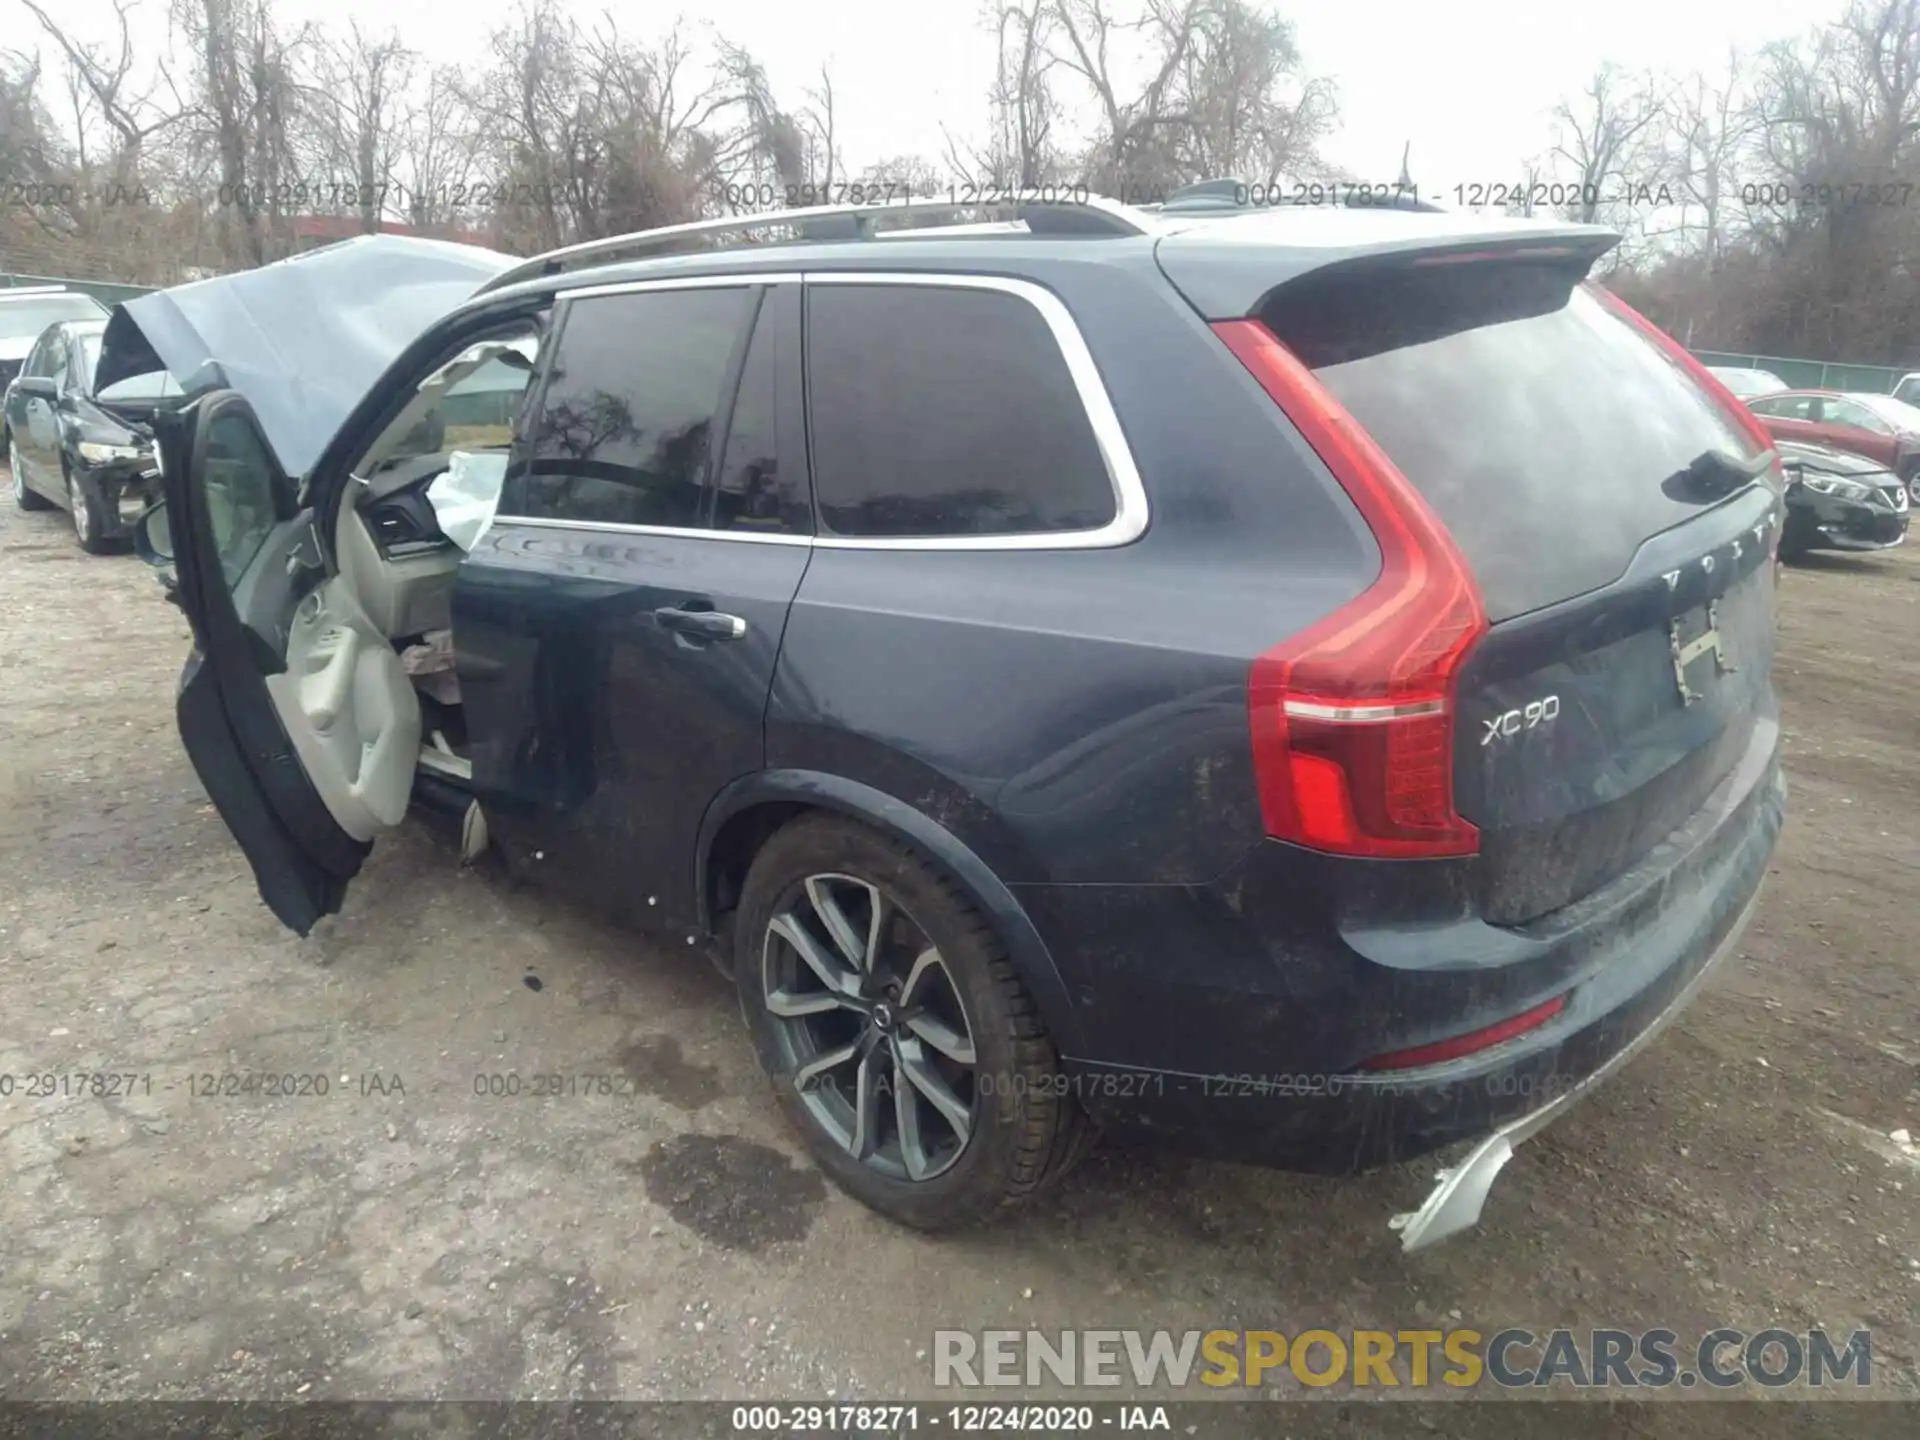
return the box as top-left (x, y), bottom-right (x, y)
top-left (5, 318), bottom-right (180, 553)
top-left (1776, 438), bottom-right (1910, 561)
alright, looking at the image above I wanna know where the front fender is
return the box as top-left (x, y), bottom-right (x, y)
top-left (697, 769), bottom-right (1086, 1057)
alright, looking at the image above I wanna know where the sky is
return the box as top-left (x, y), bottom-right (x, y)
top-left (34, 0), bottom-right (1849, 197)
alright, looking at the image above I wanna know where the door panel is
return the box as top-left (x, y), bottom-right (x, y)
top-left (266, 575), bottom-right (421, 839)
top-left (451, 280), bottom-right (809, 929)
top-left (455, 526), bottom-right (809, 926)
top-left (159, 395), bottom-right (407, 933)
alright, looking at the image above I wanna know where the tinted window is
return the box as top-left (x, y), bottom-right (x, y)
top-left (201, 412), bottom-right (285, 589)
top-left (46, 335), bottom-right (71, 390)
top-left (711, 293), bottom-right (805, 534)
top-left (1265, 269), bottom-right (1770, 622)
top-left (516, 287), bottom-right (754, 528)
top-left (806, 284), bottom-right (1115, 537)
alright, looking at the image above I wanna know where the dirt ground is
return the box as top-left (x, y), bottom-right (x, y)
top-left (1, 468), bottom-right (1916, 1428)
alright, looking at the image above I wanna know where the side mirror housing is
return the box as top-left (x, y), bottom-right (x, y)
top-left (134, 498), bottom-right (174, 566)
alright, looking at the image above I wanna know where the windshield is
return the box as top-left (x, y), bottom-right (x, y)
top-left (77, 332), bottom-right (183, 400)
top-left (1852, 393), bottom-right (1920, 430)
top-left (0, 295), bottom-right (108, 340)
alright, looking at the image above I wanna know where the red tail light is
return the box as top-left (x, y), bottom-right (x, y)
top-left (1589, 285), bottom-right (1776, 456)
top-left (1212, 319), bottom-right (1487, 859)
top-left (1360, 995), bottom-right (1566, 1070)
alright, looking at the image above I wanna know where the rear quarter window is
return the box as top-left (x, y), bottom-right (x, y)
top-left (805, 282), bottom-right (1117, 539)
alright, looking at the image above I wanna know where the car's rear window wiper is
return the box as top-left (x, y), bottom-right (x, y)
top-left (1666, 447), bottom-right (1772, 499)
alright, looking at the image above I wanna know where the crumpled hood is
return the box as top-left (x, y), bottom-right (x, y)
top-left (1774, 440), bottom-right (1893, 477)
top-left (96, 235), bottom-right (516, 477)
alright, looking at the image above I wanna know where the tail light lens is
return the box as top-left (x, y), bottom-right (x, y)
top-left (1212, 318), bottom-right (1487, 859)
top-left (1360, 995), bottom-right (1566, 1070)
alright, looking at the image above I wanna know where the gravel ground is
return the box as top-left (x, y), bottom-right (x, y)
top-left (1, 469), bottom-right (1915, 1430)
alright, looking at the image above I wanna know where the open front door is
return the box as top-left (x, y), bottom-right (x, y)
top-left (158, 394), bottom-right (420, 934)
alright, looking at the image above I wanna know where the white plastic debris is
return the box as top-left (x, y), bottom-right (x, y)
top-left (1893, 1129), bottom-right (1914, 1147)
top-left (427, 450), bottom-right (510, 552)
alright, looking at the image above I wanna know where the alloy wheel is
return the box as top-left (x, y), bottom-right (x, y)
top-left (761, 873), bottom-right (978, 1181)
top-left (67, 472), bottom-right (91, 545)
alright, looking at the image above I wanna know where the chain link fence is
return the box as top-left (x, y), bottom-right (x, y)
top-left (1693, 349), bottom-right (1908, 394)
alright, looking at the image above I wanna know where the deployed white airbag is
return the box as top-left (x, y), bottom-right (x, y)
top-left (426, 450), bottom-right (510, 552)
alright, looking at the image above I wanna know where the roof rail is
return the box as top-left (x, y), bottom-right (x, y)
top-left (477, 193), bottom-right (1154, 294)
top-left (1160, 176), bottom-right (1447, 215)
top-left (0, 284), bottom-right (72, 296)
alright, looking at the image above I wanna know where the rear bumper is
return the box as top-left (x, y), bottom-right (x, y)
top-left (1390, 880), bottom-right (1760, 1249)
top-left (1022, 716), bottom-right (1785, 1174)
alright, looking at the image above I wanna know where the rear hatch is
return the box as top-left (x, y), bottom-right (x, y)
top-left (1168, 229), bottom-right (1782, 925)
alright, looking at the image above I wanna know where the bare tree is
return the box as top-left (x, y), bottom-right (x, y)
top-left (987, 0), bottom-right (1061, 187)
top-left (1174, 0), bottom-right (1336, 184)
top-left (1549, 62), bottom-right (1667, 225)
top-left (392, 64), bottom-right (479, 233)
top-left (1660, 49), bottom-right (1757, 268)
top-left (18, 0), bottom-right (184, 191)
top-left (170, 0), bottom-right (322, 267)
top-left (0, 52), bottom-right (65, 186)
top-left (313, 22), bottom-right (416, 232)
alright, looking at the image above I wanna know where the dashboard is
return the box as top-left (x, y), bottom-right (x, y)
top-left (358, 451), bottom-right (466, 561)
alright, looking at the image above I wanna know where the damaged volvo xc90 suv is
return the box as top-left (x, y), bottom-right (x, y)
top-left (112, 190), bottom-right (1786, 1247)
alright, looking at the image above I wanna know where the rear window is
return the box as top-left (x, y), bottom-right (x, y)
top-left (1263, 266), bottom-right (1760, 622)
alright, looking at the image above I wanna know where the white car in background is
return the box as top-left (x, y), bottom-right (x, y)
top-left (0, 286), bottom-right (112, 448)
top-left (1707, 365), bottom-right (1790, 400)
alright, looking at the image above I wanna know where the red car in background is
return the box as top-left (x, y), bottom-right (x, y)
top-left (1744, 390), bottom-right (1920, 487)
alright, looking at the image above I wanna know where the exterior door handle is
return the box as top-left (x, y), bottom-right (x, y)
top-left (654, 605), bottom-right (748, 642)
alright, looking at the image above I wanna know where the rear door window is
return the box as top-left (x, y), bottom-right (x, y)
top-left (805, 282), bottom-right (1116, 538)
top-left (1263, 266), bottom-right (1767, 621)
top-left (1829, 399), bottom-right (1891, 435)
top-left (511, 286), bottom-right (758, 529)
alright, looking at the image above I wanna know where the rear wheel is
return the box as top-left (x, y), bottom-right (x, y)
top-left (735, 814), bottom-right (1092, 1229)
top-left (10, 441), bottom-right (53, 511)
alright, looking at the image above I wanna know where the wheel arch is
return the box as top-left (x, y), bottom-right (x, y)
top-left (697, 770), bottom-right (1086, 1057)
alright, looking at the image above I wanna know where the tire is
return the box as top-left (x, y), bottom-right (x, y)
top-left (735, 813), bottom-right (1093, 1230)
top-left (65, 464), bottom-right (114, 554)
top-left (10, 441), bottom-right (54, 511)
